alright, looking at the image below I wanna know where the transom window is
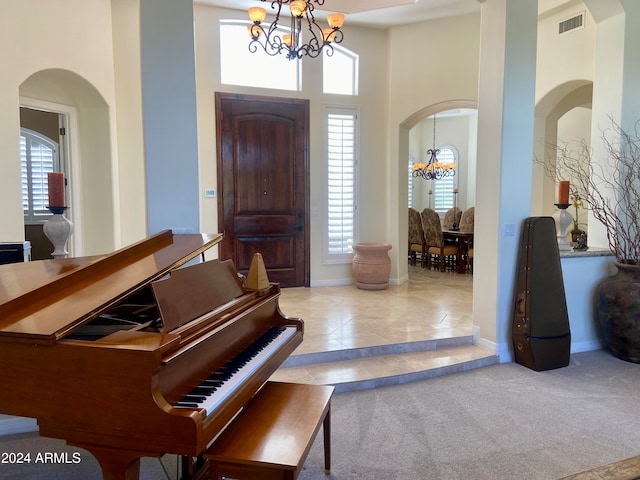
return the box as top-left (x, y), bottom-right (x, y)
top-left (21, 128), bottom-right (60, 223)
top-left (219, 20), bottom-right (358, 95)
top-left (323, 45), bottom-right (358, 95)
top-left (219, 20), bottom-right (301, 91)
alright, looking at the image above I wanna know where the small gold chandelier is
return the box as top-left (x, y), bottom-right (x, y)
top-left (247, 0), bottom-right (345, 60)
top-left (412, 114), bottom-right (456, 181)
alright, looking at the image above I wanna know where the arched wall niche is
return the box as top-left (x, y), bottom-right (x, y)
top-left (19, 68), bottom-right (116, 256)
top-left (533, 81), bottom-right (593, 218)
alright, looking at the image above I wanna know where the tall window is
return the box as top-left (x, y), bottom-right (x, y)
top-left (21, 128), bottom-right (59, 223)
top-left (323, 45), bottom-right (358, 95)
top-left (326, 108), bottom-right (358, 262)
top-left (219, 20), bottom-right (301, 91)
top-left (432, 145), bottom-right (458, 212)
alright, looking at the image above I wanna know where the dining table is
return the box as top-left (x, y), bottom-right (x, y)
top-left (442, 229), bottom-right (474, 274)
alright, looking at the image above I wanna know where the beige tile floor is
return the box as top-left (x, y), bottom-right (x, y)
top-left (270, 264), bottom-right (493, 390)
top-left (278, 264), bottom-right (474, 356)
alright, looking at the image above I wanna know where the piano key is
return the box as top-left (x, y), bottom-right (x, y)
top-left (182, 395), bottom-right (208, 403)
top-left (174, 325), bottom-right (297, 415)
top-left (191, 387), bottom-right (216, 396)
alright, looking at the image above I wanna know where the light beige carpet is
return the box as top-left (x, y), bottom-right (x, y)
top-left (561, 455), bottom-right (640, 480)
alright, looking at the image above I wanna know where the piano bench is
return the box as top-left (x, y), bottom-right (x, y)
top-left (204, 381), bottom-right (335, 480)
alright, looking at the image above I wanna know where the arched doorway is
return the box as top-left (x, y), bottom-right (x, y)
top-left (19, 68), bottom-right (115, 257)
top-left (400, 100), bottom-right (478, 280)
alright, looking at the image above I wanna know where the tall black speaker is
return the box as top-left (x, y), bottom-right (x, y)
top-left (512, 217), bottom-right (571, 371)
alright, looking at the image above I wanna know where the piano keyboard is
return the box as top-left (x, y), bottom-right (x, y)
top-left (173, 326), bottom-right (297, 415)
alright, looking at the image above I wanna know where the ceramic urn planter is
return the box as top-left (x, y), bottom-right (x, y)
top-left (352, 243), bottom-right (392, 290)
top-left (596, 262), bottom-right (640, 363)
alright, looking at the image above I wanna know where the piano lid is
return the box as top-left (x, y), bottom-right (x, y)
top-left (0, 230), bottom-right (222, 344)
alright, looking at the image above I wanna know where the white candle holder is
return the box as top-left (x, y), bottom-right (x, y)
top-left (552, 203), bottom-right (572, 251)
top-left (43, 206), bottom-right (73, 259)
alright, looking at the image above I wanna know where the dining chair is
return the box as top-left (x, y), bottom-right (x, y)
top-left (460, 207), bottom-right (475, 272)
top-left (408, 208), bottom-right (426, 266)
top-left (421, 208), bottom-right (458, 271)
top-left (459, 207), bottom-right (474, 233)
top-left (442, 207), bottom-right (462, 230)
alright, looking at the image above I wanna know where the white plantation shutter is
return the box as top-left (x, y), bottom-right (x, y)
top-left (408, 157), bottom-right (414, 208)
top-left (21, 128), bottom-right (59, 222)
top-left (432, 146), bottom-right (457, 212)
top-left (326, 110), bottom-right (357, 261)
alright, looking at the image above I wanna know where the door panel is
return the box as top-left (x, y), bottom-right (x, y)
top-left (216, 93), bottom-right (309, 287)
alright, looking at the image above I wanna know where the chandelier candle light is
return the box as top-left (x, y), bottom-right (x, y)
top-left (412, 114), bottom-right (456, 181)
top-left (248, 0), bottom-right (345, 60)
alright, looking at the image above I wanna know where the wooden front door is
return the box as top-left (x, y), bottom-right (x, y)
top-left (216, 93), bottom-right (309, 287)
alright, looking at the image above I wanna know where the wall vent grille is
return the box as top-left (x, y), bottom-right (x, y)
top-left (559, 13), bottom-right (584, 35)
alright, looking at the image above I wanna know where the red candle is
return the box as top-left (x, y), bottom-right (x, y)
top-left (48, 172), bottom-right (65, 207)
top-left (558, 180), bottom-right (570, 205)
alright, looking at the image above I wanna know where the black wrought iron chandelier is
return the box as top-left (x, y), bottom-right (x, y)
top-left (247, 0), bottom-right (345, 60)
top-left (412, 115), bottom-right (456, 181)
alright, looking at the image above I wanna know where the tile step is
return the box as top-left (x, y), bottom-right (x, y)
top-left (282, 334), bottom-right (474, 368)
top-left (271, 344), bottom-right (499, 393)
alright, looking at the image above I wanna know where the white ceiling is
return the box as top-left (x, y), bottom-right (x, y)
top-left (197, 0), bottom-right (579, 28)
top-left (197, 0), bottom-right (481, 28)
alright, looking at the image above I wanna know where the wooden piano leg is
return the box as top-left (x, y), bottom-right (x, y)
top-left (323, 403), bottom-right (331, 473)
top-left (180, 455), bottom-right (210, 480)
top-left (76, 445), bottom-right (142, 480)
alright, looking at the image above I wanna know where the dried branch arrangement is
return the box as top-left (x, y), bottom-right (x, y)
top-left (535, 118), bottom-right (640, 264)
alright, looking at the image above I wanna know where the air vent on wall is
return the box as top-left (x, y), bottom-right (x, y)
top-left (559, 12), bottom-right (584, 35)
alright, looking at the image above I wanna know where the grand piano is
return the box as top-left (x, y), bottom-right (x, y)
top-left (0, 230), bottom-right (303, 479)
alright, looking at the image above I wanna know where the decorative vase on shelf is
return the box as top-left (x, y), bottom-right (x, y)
top-left (43, 206), bottom-right (73, 259)
top-left (352, 243), bottom-right (392, 290)
top-left (570, 227), bottom-right (584, 243)
top-left (596, 262), bottom-right (640, 363)
top-left (552, 203), bottom-right (572, 251)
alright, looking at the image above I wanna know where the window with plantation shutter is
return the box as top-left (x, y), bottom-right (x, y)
top-left (432, 146), bottom-right (457, 213)
top-left (326, 108), bottom-right (357, 262)
top-left (21, 128), bottom-right (60, 223)
top-left (408, 156), bottom-right (414, 209)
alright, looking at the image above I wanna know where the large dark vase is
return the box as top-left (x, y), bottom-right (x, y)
top-left (596, 262), bottom-right (640, 363)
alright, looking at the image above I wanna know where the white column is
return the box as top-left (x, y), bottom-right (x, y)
top-left (140, 0), bottom-right (200, 235)
top-left (473, 0), bottom-right (538, 360)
